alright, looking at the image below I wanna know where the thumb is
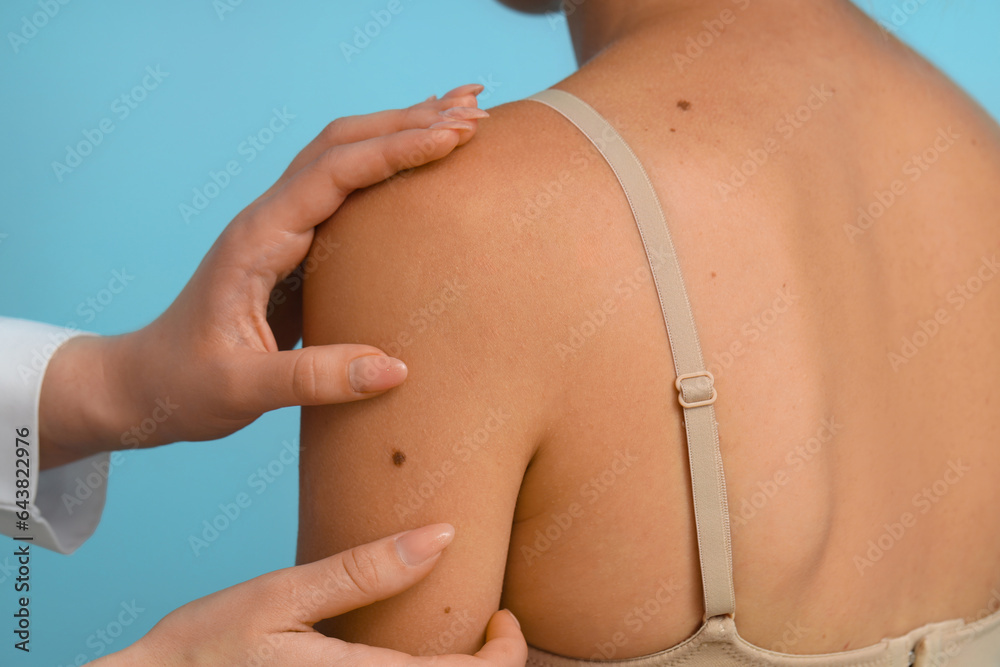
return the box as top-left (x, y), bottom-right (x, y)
top-left (243, 344), bottom-right (408, 411)
top-left (282, 524), bottom-right (455, 624)
top-left (473, 609), bottom-right (529, 666)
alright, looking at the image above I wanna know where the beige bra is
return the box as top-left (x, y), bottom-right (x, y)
top-left (522, 89), bottom-right (1000, 667)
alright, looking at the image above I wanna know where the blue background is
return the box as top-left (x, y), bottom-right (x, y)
top-left (0, 1), bottom-right (996, 664)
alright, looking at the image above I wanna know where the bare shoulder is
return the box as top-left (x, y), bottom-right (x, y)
top-left (302, 97), bottom-right (608, 365)
top-left (296, 100), bottom-right (605, 653)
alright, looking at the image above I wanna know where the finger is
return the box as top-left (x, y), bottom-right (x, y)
top-left (270, 633), bottom-right (409, 667)
top-left (279, 606), bottom-right (523, 667)
top-left (278, 524), bottom-right (455, 623)
top-left (264, 87), bottom-right (484, 196)
top-left (247, 125), bottom-right (471, 241)
top-left (241, 345), bottom-right (408, 412)
top-left (276, 633), bottom-right (466, 667)
top-left (472, 610), bottom-right (529, 666)
top-left (312, 93), bottom-right (484, 151)
top-left (442, 83), bottom-right (485, 99)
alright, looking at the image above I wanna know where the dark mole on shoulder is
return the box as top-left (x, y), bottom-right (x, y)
top-left (444, 606), bottom-right (451, 614)
top-left (711, 271), bottom-right (717, 278)
top-left (670, 127), bottom-right (676, 132)
top-left (392, 450), bottom-right (406, 467)
top-left (677, 100), bottom-right (691, 111)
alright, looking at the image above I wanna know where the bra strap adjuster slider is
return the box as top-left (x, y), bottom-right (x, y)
top-left (675, 370), bottom-right (717, 408)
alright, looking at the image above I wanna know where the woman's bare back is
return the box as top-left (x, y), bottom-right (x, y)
top-left (499, 0), bottom-right (1000, 657)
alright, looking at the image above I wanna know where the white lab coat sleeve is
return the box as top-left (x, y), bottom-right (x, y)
top-left (0, 317), bottom-right (110, 554)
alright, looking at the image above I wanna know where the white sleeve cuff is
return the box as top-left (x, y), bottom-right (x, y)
top-left (0, 317), bottom-right (110, 554)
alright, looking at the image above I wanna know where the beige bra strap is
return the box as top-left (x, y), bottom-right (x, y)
top-left (527, 88), bottom-right (736, 619)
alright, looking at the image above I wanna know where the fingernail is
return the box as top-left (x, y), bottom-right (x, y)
top-left (444, 83), bottom-right (485, 98)
top-left (429, 119), bottom-right (476, 132)
top-left (505, 609), bottom-right (521, 631)
top-left (440, 106), bottom-right (490, 121)
top-left (395, 523), bottom-right (455, 566)
top-left (424, 94), bottom-right (438, 102)
top-left (348, 355), bottom-right (408, 393)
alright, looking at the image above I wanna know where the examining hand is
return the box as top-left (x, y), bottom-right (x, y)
top-left (95, 524), bottom-right (527, 666)
top-left (39, 84), bottom-right (489, 468)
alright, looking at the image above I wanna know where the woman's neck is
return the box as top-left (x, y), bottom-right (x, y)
top-left (564, 0), bottom-right (702, 65)
top-left (565, 0), bottom-right (814, 66)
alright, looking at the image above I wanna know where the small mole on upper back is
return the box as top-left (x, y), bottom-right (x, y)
top-left (711, 271), bottom-right (717, 278)
top-left (677, 100), bottom-right (691, 111)
top-left (392, 450), bottom-right (406, 467)
top-left (444, 606), bottom-right (451, 614)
